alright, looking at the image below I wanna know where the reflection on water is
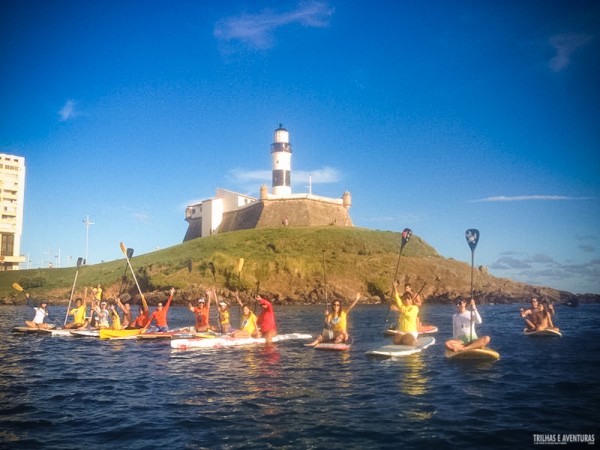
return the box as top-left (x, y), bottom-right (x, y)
top-left (1, 304), bottom-right (599, 450)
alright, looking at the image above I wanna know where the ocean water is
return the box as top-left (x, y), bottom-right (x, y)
top-left (0, 303), bottom-right (598, 449)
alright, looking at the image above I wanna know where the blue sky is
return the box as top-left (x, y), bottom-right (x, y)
top-left (1, 1), bottom-right (599, 294)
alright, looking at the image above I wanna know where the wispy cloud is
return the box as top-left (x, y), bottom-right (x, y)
top-left (490, 252), bottom-right (600, 293)
top-left (214, 1), bottom-right (334, 50)
top-left (471, 195), bottom-right (592, 203)
top-left (58, 99), bottom-right (78, 122)
top-left (549, 32), bottom-right (593, 72)
top-left (226, 167), bottom-right (342, 191)
top-left (133, 211), bottom-right (150, 224)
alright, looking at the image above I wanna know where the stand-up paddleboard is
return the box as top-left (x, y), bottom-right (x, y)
top-left (99, 329), bottom-right (143, 340)
top-left (12, 325), bottom-right (55, 333)
top-left (524, 327), bottom-right (562, 337)
top-left (69, 329), bottom-right (100, 338)
top-left (171, 333), bottom-right (312, 350)
top-left (137, 328), bottom-right (195, 340)
top-left (384, 324), bottom-right (438, 337)
top-left (313, 342), bottom-right (351, 351)
top-left (445, 347), bottom-right (500, 361)
top-left (38, 328), bottom-right (76, 337)
top-left (366, 336), bottom-right (436, 359)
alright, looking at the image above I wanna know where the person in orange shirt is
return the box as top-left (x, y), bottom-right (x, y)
top-left (143, 288), bottom-right (175, 332)
top-left (188, 288), bottom-right (213, 332)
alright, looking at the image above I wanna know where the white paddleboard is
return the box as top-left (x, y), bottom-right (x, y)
top-left (366, 336), bottom-right (436, 358)
top-left (70, 330), bottom-right (100, 337)
top-left (171, 333), bottom-right (312, 350)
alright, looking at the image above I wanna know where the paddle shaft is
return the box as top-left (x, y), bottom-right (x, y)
top-left (322, 250), bottom-right (328, 311)
top-left (64, 270), bottom-right (79, 326)
top-left (120, 243), bottom-right (147, 310)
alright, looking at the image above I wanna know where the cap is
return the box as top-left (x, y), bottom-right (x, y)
top-left (198, 297), bottom-right (206, 303)
top-left (219, 302), bottom-right (227, 307)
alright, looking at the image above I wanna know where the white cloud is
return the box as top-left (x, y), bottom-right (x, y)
top-left (214, 1), bottom-right (334, 50)
top-left (471, 195), bottom-right (592, 203)
top-left (548, 32), bottom-right (592, 72)
top-left (58, 99), bottom-right (77, 122)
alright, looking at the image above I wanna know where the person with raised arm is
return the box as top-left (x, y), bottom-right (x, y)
top-left (143, 288), bottom-right (175, 333)
top-left (232, 292), bottom-right (260, 338)
top-left (307, 293), bottom-right (360, 346)
top-left (24, 294), bottom-right (50, 329)
top-left (256, 295), bottom-right (277, 344)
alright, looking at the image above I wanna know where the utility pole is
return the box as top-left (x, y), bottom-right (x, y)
top-left (83, 215), bottom-right (94, 264)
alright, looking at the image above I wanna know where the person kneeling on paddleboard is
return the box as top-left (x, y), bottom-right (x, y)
top-left (143, 288), bottom-right (175, 333)
top-left (445, 298), bottom-right (491, 352)
top-left (256, 296), bottom-right (277, 345)
top-left (391, 281), bottom-right (420, 346)
top-left (307, 293), bottom-right (360, 346)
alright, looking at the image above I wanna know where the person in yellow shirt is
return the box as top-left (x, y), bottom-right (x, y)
top-left (232, 293), bottom-right (259, 338)
top-left (65, 298), bottom-right (89, 329)
top-left (307, 293), bottom-right (360, 346)
top-left (391, 281), bottom-right (419, 346)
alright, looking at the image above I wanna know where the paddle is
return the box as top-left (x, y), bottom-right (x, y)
top-left (465, 229), bottom-right (480, 342)
top-left (12, 282), bottom-right (24, 293)
top-left (322, 250), bottom-right (328, 311)
top-left (385, 228), bottom-right (413, 328)
top-left (63, 257), bottom-right (83, 326)
top-left (117, 248), bottom-right (134, 297)
top-left (119, 242), bottom-right (148, 311)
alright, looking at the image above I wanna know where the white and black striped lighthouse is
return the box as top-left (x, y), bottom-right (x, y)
top-left (271, 124), bottom-right (292, 196)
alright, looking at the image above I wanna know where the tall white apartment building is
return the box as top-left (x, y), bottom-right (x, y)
top-left (0, 154), bottom-right (26, 270)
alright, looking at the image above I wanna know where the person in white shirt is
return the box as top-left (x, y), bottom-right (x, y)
top-left (445, 298), bottom-right (491, 352)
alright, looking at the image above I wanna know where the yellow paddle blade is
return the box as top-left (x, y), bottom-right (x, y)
top-left (119, 241), bottom-right (127, 255)
top-left (12, 282), bottom-right (24, 292)
top-left (141, 294), bottom-right (148, 310)
top-left (238, 257), bottom-right (245, 273)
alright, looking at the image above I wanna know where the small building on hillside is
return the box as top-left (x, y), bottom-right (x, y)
top-left (183, 125), bottom-right (352, 241)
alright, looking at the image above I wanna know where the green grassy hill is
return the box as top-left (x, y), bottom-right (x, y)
top-left (0, 226), bottom-right (591, 305)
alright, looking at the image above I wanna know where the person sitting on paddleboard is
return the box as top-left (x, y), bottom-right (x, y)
top-left (130, 305), bottom-right (150, 329)
top-left (445, 298), bottom-right (491, 352)
top-left (534, 299), bottom-right (556, 332)
top-left (520, 297), bottom-right (541, 331)
top-left (24, 294), bottom-right (50, 329)
top-left (92, 301), bottom-right (111, 329)
top-left (307, 293), bottom-right (360, 346)
top-left (256, 296), bottom-right (277, 344)
top-left (217, 300), bottom-right (231, 334)
top-left (189, 291), bottom-right (212, 332)
top-left (65, 297), bottom-right (90, 329)
top-left (231, 293), bottom-right (260, 338)
top-left (391, 281), bottom-right (420, 346)
top-left (143, 288), bottom-right (175, 333)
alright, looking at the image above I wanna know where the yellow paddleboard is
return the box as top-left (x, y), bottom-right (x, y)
top-left (445, 347), bottom-right (500, 361)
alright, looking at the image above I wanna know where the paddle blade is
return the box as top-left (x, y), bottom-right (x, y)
top-left (119, 241), bottom-right (128, 256)
top-left (400, 228), bottom-right (413, 249)
top-left (76, 257), bottom-right (84, 268)
top-left (208, 262), bottom-right (216, 279)
top-left (238, 257), bottom-right (245, 273)
top-left (12, 282), bottom-right (24, 292)
top-left (465, 229), bottom-right (480, 252)
top-left (127, 248), bottom-right (134, 259)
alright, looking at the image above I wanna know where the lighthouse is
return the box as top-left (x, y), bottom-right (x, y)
top-left (271, 124), bottom-right (292, 196)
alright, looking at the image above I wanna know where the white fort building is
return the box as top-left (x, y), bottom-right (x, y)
top-left (183, 125), bottom-right (352, 241)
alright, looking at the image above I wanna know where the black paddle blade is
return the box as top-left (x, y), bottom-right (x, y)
top-left (127, 248), bottom-right (134, 259)
top-left (208, 262), bottom-right (216, 279)
top-left (76, 257), bottom-right (83, 268)
top-left (401, 228), bottom-right (413, 249)
top-left (465, 229), bottom-right (480, 251)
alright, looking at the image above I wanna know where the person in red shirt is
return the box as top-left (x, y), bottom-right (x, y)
top-left (188, 289), bottom-right (213, 332)
top-left (143, 288), bottom-right (175, 332)
top-left (256, 296), bottom-right (277, 344)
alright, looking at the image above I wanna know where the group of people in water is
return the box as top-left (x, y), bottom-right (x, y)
top-left (23, 282), bottom-right (557, 349)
